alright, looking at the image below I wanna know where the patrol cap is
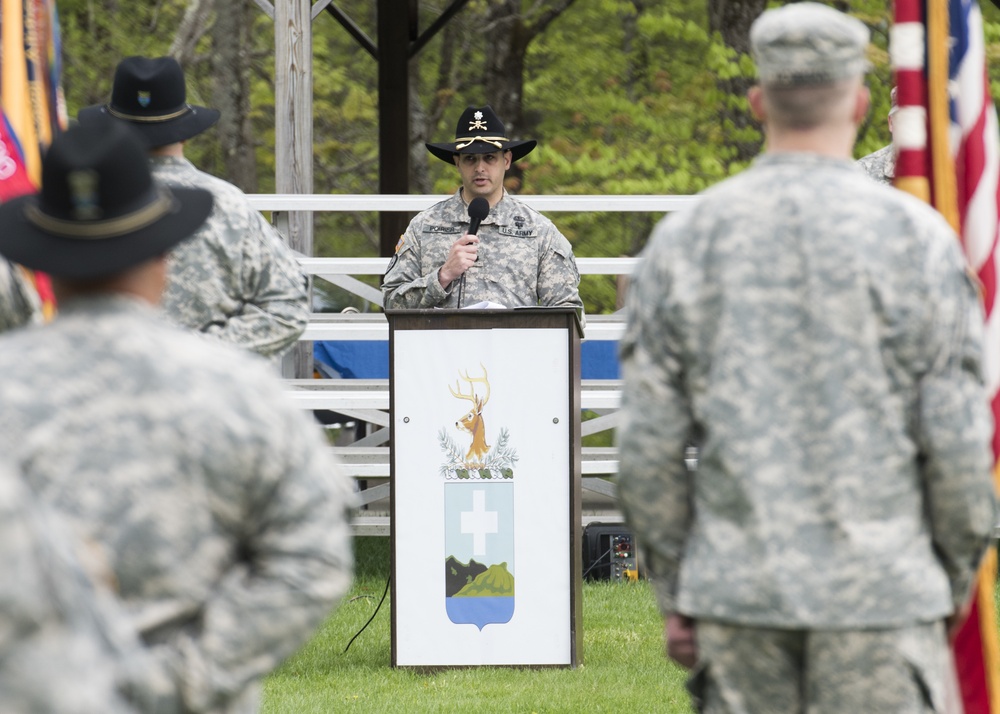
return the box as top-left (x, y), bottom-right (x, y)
top-left (750, 2), bottom-right (870, 87)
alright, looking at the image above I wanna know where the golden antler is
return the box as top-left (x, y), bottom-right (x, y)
top-left (449, 364), bottom-right (489, 409)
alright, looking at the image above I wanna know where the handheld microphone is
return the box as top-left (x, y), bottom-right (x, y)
top-left (458, 198), bottom-right (490, 308)
top-left (467, 197), bottom-right (489, 236)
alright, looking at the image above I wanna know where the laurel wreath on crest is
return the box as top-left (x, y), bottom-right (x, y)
top-left (438, 427), bottom-right (518, 480)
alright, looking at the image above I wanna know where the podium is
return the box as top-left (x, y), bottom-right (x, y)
top-left (387, 308), bottom-right (583, 668)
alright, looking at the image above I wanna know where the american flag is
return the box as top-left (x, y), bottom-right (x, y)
top-left (893, 0), bottom-right (1000, 709)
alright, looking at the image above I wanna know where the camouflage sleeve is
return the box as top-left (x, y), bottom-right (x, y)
top-left (0, 259), bottom-right (42, 333)
top-left (381, 217), bottom-right (452, 309)
top-left (206, 212), bottom-right (309, 358)
top-left (917, 237), bottom-right (998, 613)
top-left (160, 407), bottom-right (355, 712)
top-left (537, 224), bottom-right (586, 329)
top-left (615, 238), bottom-right (693, 617)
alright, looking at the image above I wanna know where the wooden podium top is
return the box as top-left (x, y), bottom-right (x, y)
top-left (384, 307), bottom-right (584, 338)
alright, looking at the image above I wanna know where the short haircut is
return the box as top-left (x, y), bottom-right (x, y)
top-left (762, 79), bottom-right (858, 130)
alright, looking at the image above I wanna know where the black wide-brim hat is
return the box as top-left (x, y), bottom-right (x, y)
top-left (77, 56), bottom-right (220, 149)
top-left (0, 121), bottom-right (213, 280)
top-left (426, 104), bottom-right (536, 163)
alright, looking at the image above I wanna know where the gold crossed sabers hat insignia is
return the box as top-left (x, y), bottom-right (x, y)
top-left (425, 104), bottom-right (537, 163)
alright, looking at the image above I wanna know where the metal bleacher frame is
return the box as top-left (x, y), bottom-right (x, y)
top-left (251, 194), bottom-right (693, 534)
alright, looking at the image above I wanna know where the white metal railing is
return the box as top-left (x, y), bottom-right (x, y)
top-left (247, 193), bottom-right (695, 212)
top-left (296, 255), bottom-right (642, 276)
top-left (293, 256), bottom-right (643, 326)
top-left (297, 311), bottom-right (627, 342)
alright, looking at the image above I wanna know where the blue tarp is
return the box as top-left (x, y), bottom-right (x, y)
top-left (314, 341), bottom-right (390, 379)
top-left (314, 340), bottom-right (620, 380)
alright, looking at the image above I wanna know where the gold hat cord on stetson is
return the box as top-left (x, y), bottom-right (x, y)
top-left (454, 136), bottom-right (508, 150)
top-left (106, 104), bottom-right (193, 123)
top-left (24, 190), bottom-right (177, 239)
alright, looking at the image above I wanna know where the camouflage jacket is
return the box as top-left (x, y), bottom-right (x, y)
top-left (151, 156), bottom-right (309, 358)
top-left (857, 143), bottom-right (895, 185)
top-left (0, 296), bottom-right (355, 713)
top-left (0, 258), bottom-right (41, 333)
top-left (381, 189), bottom-right (584, 319)
top-left (0, 457), bottom-right (164, 714)
top-left (617, 152), bottom-right (996, 628)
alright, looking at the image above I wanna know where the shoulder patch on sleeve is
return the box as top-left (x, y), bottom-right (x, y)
top-left (384, 253), bottom-right (399, 278)
top-left (394, 235), bottom-right (405, 254)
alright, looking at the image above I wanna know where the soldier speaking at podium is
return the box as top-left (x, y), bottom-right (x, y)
top-left (381, 105), bottom-right (584, 318)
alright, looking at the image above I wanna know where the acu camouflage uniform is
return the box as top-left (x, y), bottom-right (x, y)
top-left (620, 9), bottom-right (995, 709)
top-left (0, 257), bottom-right (41, 332)
top-left (151, 156), bottom-right (309, 358)
top-left (0, 457), bottom-right (174, 714)
top-left (0, 295), bottom-right (355, 714)
top-left (857, 143), bottom-right (895, 185)
top-left (381, 189), bottom-right (584, 317)
top-left (618, 150), bottom-right (995, 713)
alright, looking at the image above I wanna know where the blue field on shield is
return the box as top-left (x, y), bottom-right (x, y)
top-left (445, 596), bottom-right (515, 630)
top-left (444, 482), bottom-right (515, 629)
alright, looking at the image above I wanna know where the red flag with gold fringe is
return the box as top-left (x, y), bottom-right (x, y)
top-left (0, 0), bottom-right (66, 318)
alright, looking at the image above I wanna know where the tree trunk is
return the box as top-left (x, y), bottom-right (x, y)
top-left (169, 0), bottom-right (214, 66)
top-left (483, 0), bottom-right (529, 140)
top-left (408, 59), bottom-right (432, 194)
top-left (211, 0), bottom-right (257, 191)
top-left (482, 0), bottom-right (576, 191)
top-left (708, 0), bottom-right (767, 164)
top-left (409, 10), bottom-right (480, 193)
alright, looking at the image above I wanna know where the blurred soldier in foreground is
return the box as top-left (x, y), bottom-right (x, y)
top-left (617, 4), bottom-right (996, 712)
top-left (0, 121), bottom-right (354, 714)
top-left (0, 457), bottom-right (167, 713)
top-left (78, 56), bottom-right (309, 359)
top-left (381, 104), bottom-right (583, 318)
top-left (0, 256), bottom-right (42, 331)
top-left (857, 85), bottom-right (897, 184)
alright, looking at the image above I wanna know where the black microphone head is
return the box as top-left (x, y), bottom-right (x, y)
top-left (467, 197), bottom-right (490, 221)
top-left (466, 197), bottom-right (490, 236)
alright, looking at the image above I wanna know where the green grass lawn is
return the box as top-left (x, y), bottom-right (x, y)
top-left (262, 537), bottom-right (692, 713)
top-left (265, 540), bottom-right (1000, 713)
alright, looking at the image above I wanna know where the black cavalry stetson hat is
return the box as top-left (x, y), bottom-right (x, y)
top-left (0, 121), bottom-right (213, 280)
top-left (426, 105), bottom-right (537, 163)
top-left (77, 56), bottom-right (220, 148)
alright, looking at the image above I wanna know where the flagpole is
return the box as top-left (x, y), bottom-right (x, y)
top-left (928, 0), bottom-right (961, 230)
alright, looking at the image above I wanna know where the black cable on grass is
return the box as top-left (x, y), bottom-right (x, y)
top-left (581, 546), bottom-right (613, 579)
top-left (344, 576), bottom-right (390, 653)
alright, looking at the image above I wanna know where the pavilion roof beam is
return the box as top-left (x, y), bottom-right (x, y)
top-left (311, 0), bottom-right (334, 20)
top-left (323, 3), bottom-right (377, 58)
top-left (250, 0), bottom-right (274, 20)
top-left (410, 0), bottom-right (473, 57)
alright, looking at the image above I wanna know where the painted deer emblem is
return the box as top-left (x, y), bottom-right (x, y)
top-left (450, 364), bottom-right (491, 466)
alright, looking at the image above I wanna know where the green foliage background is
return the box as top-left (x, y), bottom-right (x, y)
top-left (55, 0), bottom-right (1000, 314)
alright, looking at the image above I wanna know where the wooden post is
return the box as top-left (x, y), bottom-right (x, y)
top-left (275, 0), bottom-right (314, 378)
top-left (378, 0), bottom-right (412, 257)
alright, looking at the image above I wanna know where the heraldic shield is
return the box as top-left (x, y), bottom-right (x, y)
top-left (439, 363), bottom-right (518, 630)
top-left (444, 481), bottom-right (514, 629)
